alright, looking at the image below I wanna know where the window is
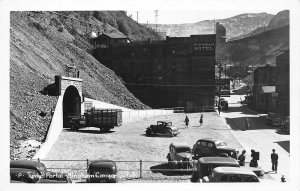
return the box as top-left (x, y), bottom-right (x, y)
top-left (207, 143), bottom-right (213, 148)
top-left (201, 141), bottom-right (207, 147)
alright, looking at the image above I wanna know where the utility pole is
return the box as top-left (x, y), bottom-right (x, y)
top-left (154, 10), bottom-right (159, 31)
top-left (137, 11), bottom-right (139, 23)
top-left (214, 19), bottom-right (216, 33)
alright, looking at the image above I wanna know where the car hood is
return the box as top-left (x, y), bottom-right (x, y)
top-left (177, 152), bottom-right (192, 159)
top-left (216, 146), bottom-right (235, 151)
top-left (170, 126), bottom-right (178, 131)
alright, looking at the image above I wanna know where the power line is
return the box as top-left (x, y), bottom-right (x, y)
top-left (154, 10), bottom-right (159, 31)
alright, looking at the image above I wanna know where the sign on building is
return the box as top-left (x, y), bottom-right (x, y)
top-left (193, 42), bottom-right (215, 56)
top-left (216, 78), bottom-right (230, 96)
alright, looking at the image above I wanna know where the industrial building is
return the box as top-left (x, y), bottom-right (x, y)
top-left (252, 64), bottom-right (277, 112)
top-left (93, 34), bottom-right (216, 109)
top-left (275, 50), bottom-right (289, 116)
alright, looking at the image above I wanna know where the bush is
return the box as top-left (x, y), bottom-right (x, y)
top-left (117, 19), bottom-right (131, 35)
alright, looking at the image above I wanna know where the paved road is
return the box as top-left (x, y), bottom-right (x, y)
top-left (220, 95), bottom-right (290, 182)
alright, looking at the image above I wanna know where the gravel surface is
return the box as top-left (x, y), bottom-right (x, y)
top-left (43, 112), bottom-right (244, 183)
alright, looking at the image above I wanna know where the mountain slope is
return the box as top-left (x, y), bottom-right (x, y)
top-left (10, 11), bottom-right (156, 159)
top-left (146, 12), bottom-right (274, 38)
top-left (219, 10), bottom-right (289, 78)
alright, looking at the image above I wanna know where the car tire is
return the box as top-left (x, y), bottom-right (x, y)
top-left (146, 129), bottom-right (152, 136)
top-left (167, 130), bottom-right (173, 137)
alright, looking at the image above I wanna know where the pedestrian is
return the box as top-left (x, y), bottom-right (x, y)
top-left (199, 114), bottom-right (203, 126)
top-left (271, 149), bottom-right (278, 173)
top-left (217, 104), bottom-right (221, 115)
top-left (238, 150), bottom-right (246, 166)
top-left (184, 116), bottom-right (189, 128)
top-left (250, 149), bottom-right (258, 167)
top-left (244, 118), bottom-right (250, 130)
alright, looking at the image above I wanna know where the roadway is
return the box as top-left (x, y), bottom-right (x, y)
top-left (220, 95), bottom-right (290, 182)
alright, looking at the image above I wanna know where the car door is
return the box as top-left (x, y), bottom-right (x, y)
top-left (169, 145), bottom-right (175, 160)
top-left (207, 142), bottom-right (215, 156)
top-left (201, 141), bottom-right (211, 156)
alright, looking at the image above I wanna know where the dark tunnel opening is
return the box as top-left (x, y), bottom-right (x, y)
top-left (63, 85), bottom-right (81, 128)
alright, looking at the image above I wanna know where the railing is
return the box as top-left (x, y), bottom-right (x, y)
top-left (184, 106), bottom-right (215, 113)
top-left (121, 106), bottom-right (214, 119)
top-left (32, 158), bottom-right (258, 181)
top-left (32, 159), bottom-right (194, 181)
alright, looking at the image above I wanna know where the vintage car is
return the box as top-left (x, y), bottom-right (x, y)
top-left (280, 116), bottom-right (290, 134)
top-left (86, 159), bottom-right (118, 183)
top-left (202, 166), bottom-right (259, 182)
top-left (146, 121), bottom-right (179, 137)
top-left (266, 112), bottom-right (282, 126)
top-left (167, 142), bottom-right (193, 169)
top-left (192, 138), bottom-right (237, 160)
top-left (219, 99), bottom-right (229, 110)
top-left (10, 160), bottom-right (71, 183)
top-left (191, 157), bottom-right (240, 182)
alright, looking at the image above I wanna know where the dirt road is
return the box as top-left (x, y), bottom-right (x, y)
top-left (43, 112), bottom-right (243, 182)
top-left (221, 95), bottom-right (290, 182)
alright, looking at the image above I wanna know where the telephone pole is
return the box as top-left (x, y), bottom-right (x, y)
top-left (154, 10), bottom-right (159, 30)
top-left (137, 11), bottom-right (139, 23)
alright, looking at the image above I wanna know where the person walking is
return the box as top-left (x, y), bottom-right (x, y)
top-left (218, 104), bottom-right (221, 115)
top-left (271, 149), bottom-right (279, 173)
top-left (238, 150), bottom-right (246, 166)
top-left (184, 116), bottom-right (189, 128)
top-left (199, 114), bottom-right (203, 126)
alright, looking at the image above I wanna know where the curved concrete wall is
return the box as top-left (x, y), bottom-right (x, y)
top-left (33, 97), bottom-right (175, 159)
top-left (33, 96), bottom-right (63, 159)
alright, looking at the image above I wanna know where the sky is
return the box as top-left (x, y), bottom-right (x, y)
top-left (126, 9), bottom-right (284, 24)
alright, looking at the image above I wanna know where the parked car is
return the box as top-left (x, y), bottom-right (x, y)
top-left (86, 159), bottom-right (118, 183)
top-left (280, 116), bottom-right (290, 134)
top-left (10, 160), bottom-right (71, 183)
top-left (146, 121), bottom-right (179, 137)
top-left (202, 166), bottom-right (259, 182)
top-left (266, 112), bottom-right (282, 126)
top-left (191, 157), bottom-right (240, 182)
top-left (192, 138), bottom-right (237, 160)
top-left (219, 99), bottom-right (229, 110)
top-left (167, 142), bottom-right (193, 169)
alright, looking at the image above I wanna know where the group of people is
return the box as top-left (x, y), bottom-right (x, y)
top-left (238, 148), bottom-right (279, 173)
top-left (184, 114), bottom-right (203, 128)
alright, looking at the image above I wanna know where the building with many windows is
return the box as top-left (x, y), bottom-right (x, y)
top-left (93, 34), bottom-right (216, 109)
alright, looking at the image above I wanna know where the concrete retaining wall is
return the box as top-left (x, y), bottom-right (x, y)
top-left (33, 96), bottom-right (63, 159)
top-left (33, 97), bottom-right (175, 159)
top-left (84, 98), bottom-right (174, 123)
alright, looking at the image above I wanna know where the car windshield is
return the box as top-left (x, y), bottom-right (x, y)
top-left (176, 147), bottom-right (191, 153)
top-left (215, 141), bottom-right (227, 147)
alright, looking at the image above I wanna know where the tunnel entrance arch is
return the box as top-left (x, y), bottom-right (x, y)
top-left (63, 85), bottom-right (81, 128)
top-left (57, 76), bottom-right (83, 129)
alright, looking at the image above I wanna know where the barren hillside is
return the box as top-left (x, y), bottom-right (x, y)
top-left (10, 11), bottom-right (158, 159)
top-left (146, 12), bottom-right (274, 38)
top-left (221, 10), bottom-right (289, 74)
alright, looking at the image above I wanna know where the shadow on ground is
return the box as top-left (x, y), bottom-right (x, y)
top-left (64, 128), bottom-right (115, 134)
top-left (274, 140), bottom-right (290, 153)
top-left (141, 134), bottom-right (176, 138)
top-left (222, 106), bottom-right (277, 131)
top-left (150, 163), bottom-right (192, 176)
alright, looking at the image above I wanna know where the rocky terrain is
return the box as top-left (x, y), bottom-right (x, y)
top-left (146, 12), bottom-right (274, 39)
top-left (10, 11), bottom-right (161, 159)
top-left (219, 10), bottom-right (289, 78)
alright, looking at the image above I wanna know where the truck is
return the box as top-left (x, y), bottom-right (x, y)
top-left (65, 107), bottom-right (122, 132)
